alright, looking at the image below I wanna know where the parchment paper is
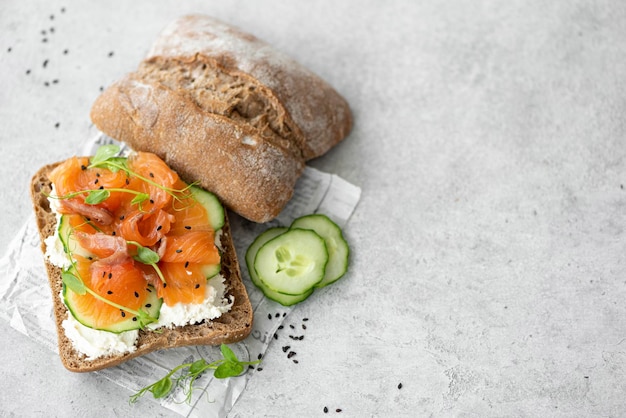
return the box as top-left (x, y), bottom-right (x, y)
top-left (0, 132), bottom-right (361, 417)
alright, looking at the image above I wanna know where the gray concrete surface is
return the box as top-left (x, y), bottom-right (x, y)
top-left (2, 0), bottom-right (626, 416)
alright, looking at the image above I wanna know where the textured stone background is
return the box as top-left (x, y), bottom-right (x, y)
top-left (2, 0), bottom-right (626, 417)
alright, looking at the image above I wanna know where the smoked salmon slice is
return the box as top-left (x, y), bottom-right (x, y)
top-left (152, 262), bottom-right (207, 306)
top-left (69, 256), bottom-right (153, 329)
top-left (160, 231), bottom-right (220, 265)
top-left (49, 156), bottom-right (129, 215)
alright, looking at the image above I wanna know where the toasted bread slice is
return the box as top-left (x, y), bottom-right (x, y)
top-left (30, 161), bottom-right (253, 373)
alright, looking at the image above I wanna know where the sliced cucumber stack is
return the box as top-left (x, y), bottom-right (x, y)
top-left (246, 214), bottom-right (350, 306)
top-left (246, 227), bottom-right (314, 306)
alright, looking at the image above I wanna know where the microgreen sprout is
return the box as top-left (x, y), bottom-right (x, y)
top-left (127, 241), bottom-right (167, 284)
top-left (52, 187), bottom-right (149, 207)
top-left (129, 344), bottom-right (260, 404)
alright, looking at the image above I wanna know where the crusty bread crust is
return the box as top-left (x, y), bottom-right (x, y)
top-left (90, 14), bottom-right (352, 223)
top-left (31, 161), bottom-right (253, 373)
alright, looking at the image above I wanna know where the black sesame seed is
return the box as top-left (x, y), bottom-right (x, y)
top-left (50, 14), bottom-right (54, 20)
top-left (99, 186), bottom-right (104, 190)
top-left (275, 313), bottom-right (280, 318)
top-left (42, 38), bottom-right (48, 43)
top-left (299, 336), bottom-right (304, 340)
top-left (108, 272), bottom-right (112, 279)
top-left (268, 313), bottom-right (272, 320)
top-left (7, 47), bottom-right (11, 52)
top-left (175, 249), bottom-right (182, 253)
top-left (102, 271), bottom-right (106, 278)
top-left (149, 199), bottom-right (154, 204)
top-left (87, 256), bottom-right (93, 260)
top-left (120, 311), bottom-right (126, 317)
top-left (283, 312), bottom-right (287, 317)
top-left (96, 173), bottom-right (100, 177)
top-left (52, 79), bottom-right (58, 84)
top-left (184, 261), bottom-right (189, 268)
top-left (163, 283), bottom-right (167, 288)
top-left (257, 353), bottom-right (262, 360)
top-left (125, 178), bottom-right (130, 185)
top-left (61, 7), bottom-right (65, 12)
top-left (184, 225), bottom-right (191, 230)
top-left (324, 407), bottom-right (328, 413)
top-left (303, 317), bottom-right (309, 321)
top-left (287, 351), bottom-right (296, 358)
top-left (156, 225), bottom-right (162, 231)
top-left (195, 283), bottom-right (200, 289)
top-left (293, 359), bottom-right (299, 364)
top-left (302, 324), bottom-right (307, 330)
top-left (134, 291), bottom-right (139, 298)
top-left (289, 325), bottom-right (295, 329)
top-left (54, 122), bottom-right (60, 128)
top-left (336, 409), bottom-right (342, 413)
top-left (257, 367), bottom-right (263, 371)
top-left (146, 288), bottom-right (152, 292)
top-left (41, 30), bottom-right (47, 35)
top-left (63, 49), bottom-right (68, 54)
top-left (282, 346), bottom-right (290, 352)
top-left (145, 303), bottom-right (152, 308)
top-left (274, 333), bottom-right (278, 339)
top-left (94, 178), bottom-right (99, 184)
top-left (278, 325), bottom-right (284, 330)
top-left (119, 215), bottom-right (125, 220)
top-left (107, 290), bottom-right (113, 294)
top-left (132, 317), bottom-right (137, 321)
top-left (44, 81), bottom-right (49, 87)
top-left (26, 69), bottom-right (31, 75)
top-left (108, 51), bottom-right (114, 57)
top-left (149, 172), bottom-right (154, 178)
top-left (43, 59), bottom-right (48, 68)
top-left (398, 383), bottom-right (403, 389)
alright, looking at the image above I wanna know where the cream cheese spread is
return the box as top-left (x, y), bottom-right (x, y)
top-left (61, 302), bottom-right (139, 361)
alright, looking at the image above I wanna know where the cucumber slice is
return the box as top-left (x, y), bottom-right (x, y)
top-left (201, 263), bottom-right (221, 279)
top-left (190, 185), bottom-right (225, 231)
top-left (290, 214), bottom-right (350, 288)
top-left (58, 215), bottom-right (96, 259)
top-left (246, 227), bottom-right (314, 306)
top-left (255, 228), bottom-right (328, 296)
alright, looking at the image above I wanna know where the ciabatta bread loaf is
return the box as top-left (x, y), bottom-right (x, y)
top-left (90, 14), bottom-right (352, 223)
top-left (31, 161), bottom-right (253, 373)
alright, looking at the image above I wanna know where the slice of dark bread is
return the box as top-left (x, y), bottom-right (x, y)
top-left (30, 161), bottom-right (253, 373)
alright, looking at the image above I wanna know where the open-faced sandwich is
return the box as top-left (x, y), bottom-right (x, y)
top-left (31, 146), bottom-right (253, 372)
